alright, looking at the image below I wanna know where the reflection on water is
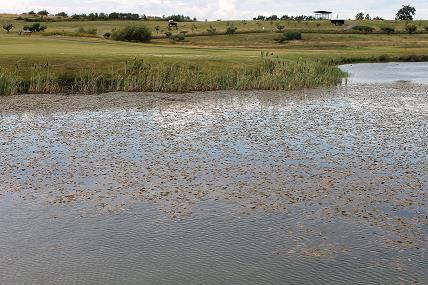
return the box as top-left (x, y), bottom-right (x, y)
top-left (0, 83), bottom-right (427, 284)
top-left (340, 62), bottom-right (428, 84)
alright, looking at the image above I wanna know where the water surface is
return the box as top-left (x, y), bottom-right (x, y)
top-left (0, 69), bottom-right (427, 284)
top-left (341, 62), bottom-right (428, 84)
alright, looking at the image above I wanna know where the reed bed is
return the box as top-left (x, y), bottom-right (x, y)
top-left (0, 55), bottom-right (344, 96)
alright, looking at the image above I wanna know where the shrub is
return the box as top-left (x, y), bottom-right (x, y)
top-left (276, 24), bottom-right (285, 32)
top-left (103, 32), bottom-right (111, 39)
top-left (2, 23), bottom-right (13, 33)
top-left (276, 31), bottom-right (302, 43)
top-left (380, 26), bottom-right (395, 34)
top-left (425, 26), bottom-right (428, 32)
top-left (226, 24), bottom-right (237, 35)
top-left (111, 25), bottom-right (152, 42)
top-left (164, 31), bottom-right (172, 38)
top-left (207, 25), bottom-right (216, 35)
top-left (76, 27), bottom-right (97, 35)
top-left (405, 25), bottom-right (417, 34)
top-left (171, 34), bottom-right (185, 41)
top-left (23, 23), bottom-right (47, 32)
top-left (352, 25), bottom-right (375, 34)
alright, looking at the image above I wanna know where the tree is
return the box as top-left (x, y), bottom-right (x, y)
top-left (355, 12), bottom-right (364, 20)
top-left (37, 10), bottom-right (49, 16)
top-left (2, 23), bottom-right (13, 33)
top-left (55, 12), bottom-right (68, 17)
top-left (365, 14), bottom-right (371, 20)
top-left (276, 23), bottom-right (285, 32)
top-left (396, 5), bottom-right (416, 21)
top-left (24, 23), bottom-right (47, 32)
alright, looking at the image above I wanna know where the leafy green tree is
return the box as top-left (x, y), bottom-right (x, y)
top-left (276, 23), bottom-right (285, 32)
top-left (365, 14), bottom-right (371, 20)
top-left (37, 10), bottom-right (49, 16)
top-left (355, 12), bottom-right (364, 20)
top-left (2, 23), bottom-right (13, 33)
top-left (396, 5), bottom-right (416, 20)
top-left (24, 23), bottom-right (47, 32)
top-left (55, 12), bottom-right (68, 17)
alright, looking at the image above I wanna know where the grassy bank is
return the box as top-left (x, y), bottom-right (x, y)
top-left (0, 56), bottom-right (344, 95)
top-left (1, 16), bottom-right (427, 95)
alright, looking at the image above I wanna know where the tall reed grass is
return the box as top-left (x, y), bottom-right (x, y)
top-left (0, 55), bottom-right (344, 96)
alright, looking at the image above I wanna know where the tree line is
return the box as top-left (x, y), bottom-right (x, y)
top-left (21, 10), bottom-right (196, 22)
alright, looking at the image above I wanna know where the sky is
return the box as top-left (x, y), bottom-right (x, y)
top-left (1, 0), bottom-right (427, 20)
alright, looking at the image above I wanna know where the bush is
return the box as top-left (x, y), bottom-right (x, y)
top-left (207, 25), bottom-right (216, 35)
top-left (276, 31), bottom-right (302, 43)
top-left (405, 25), bottom-right (417, 34)
top-left (2, 23), bottom-right (13, 33)
top-left (226, 25), bottom-right (237, 35)
top-left (76, 27), bottom-right (97, 35)
top-left (111, 25), bottom-right (152, 42)
top-left (23, 23), bottom-right (47, 32)
top-left (103, 32), bottom-right (111, 39)
top-left (352, 25), bottom-right (375, 34)
top-left (380, 26), bottom-right (395, 34)
top-left (171, 34), bottom-right (185, 41)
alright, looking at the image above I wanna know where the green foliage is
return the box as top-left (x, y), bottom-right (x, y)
top-left (171, 34), bottom-right (185, 41)
top-left (425, 26), bottom-right (428, 32)
top-left (276, 23), bottom-right (285, 32)
top-left (405, 25), bottom-right (417, 34)
top-left (2, 23), bottom-right (13, 33)
top-left (226, 24), bottom-right (238, 35)
top-left (365, 14), bottom-right (371, 20)
top-left (0, 57), bottom-right (344, 95)
top-left (380, 26), bottom-right (395, 35)
top-left (396, 5), bottom-right (416, 21)
top-left (164, 31), bottom-right (172, 38)
top-left (355, 12), bottom-right (364, 20)
top-left (207, 25), bottom-right (216, 35)
top-left (55, 12), bottom-right (68, 17)
top-left (76, 27), bottom-right (97, 35)
top-left (276, 31), bottom-right (302, 43)
top-left (23, 23), bottom-right (47, 32)
top-left (37, 10), bottom-right (49, 16)
top-left (352, 25), bottom-right (375, 34)
top-left (103, 32), bottom-right (111, 39)
top-left (111, 25), bottom-right (152, 42)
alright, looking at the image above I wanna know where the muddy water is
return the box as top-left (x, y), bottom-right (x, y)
top-left (1, 68), bottom-right (428, 284)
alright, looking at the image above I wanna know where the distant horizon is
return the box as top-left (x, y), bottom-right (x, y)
top-left (1, 0), bottom-right (427, 21)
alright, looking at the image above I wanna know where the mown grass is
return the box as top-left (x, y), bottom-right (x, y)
top-left (0, 56), bottom-right (345, 95)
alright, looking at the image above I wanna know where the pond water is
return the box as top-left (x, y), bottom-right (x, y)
top-left (0, 64), bottom-right (427, 284)
top-left (340, 62), bottom-right (428, 84)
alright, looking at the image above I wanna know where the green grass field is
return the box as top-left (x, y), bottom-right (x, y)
top-left (1, 14), bottom-right (428, 95)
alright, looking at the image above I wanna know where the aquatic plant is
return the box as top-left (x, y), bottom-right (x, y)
top-left (0, 56), bottom-right (344, 95)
